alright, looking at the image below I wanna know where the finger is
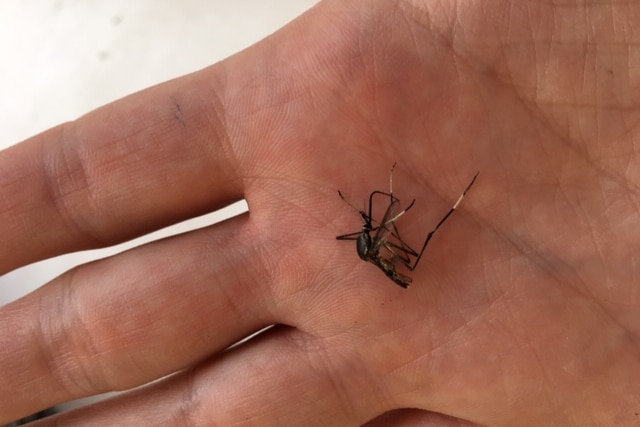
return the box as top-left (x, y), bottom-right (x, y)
top-left (0, 67), bottom-right (243, 274)
top-left (0, 213), bottom-right (280, 423)
top-left (29, 326), bottom-right (387, 427)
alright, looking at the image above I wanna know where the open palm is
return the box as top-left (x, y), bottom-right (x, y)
top-left (1, 1), bottom-right (638, 426)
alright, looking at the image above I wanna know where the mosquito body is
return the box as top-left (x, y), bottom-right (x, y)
top-left (337, 188), bottom-right (415, 287)
top-left (337, 164), bottom-right (478, 288)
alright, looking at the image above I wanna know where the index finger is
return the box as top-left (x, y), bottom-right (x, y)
top-left (0, 68), bottom-right (243, 274)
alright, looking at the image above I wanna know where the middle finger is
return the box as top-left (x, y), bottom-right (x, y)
top-left (0, 212), bottom-right (276, 420)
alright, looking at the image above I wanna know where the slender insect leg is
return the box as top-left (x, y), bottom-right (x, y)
top-left (336, 230), bottom-right (367, 240)
top-left (383, 164), bottom-right (423, 259)
top-left (367, 190), bottom-right (413, 221)
top-left (389, 162), bottom-right (397, 195)
top-left (340, 161), bottom-right (399, 226)
top-left (338, 190), bottom-right (364, 214)
top-left (407, 172), bottom-right (479, 271)
top-left (383, 240), bottom-right (414, 264)
top-left (451, 172), bottom-right (479, 210)
top-left (337, 190), bottom-right (408, 241)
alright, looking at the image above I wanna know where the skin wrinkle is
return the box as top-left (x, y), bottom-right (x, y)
top-left (41, 123), bottom-right (107, 248)
top-left (593, 44), bottom-right (601, 148)
top-left (260, 333), bottom-right (355, 426)
top-left (478, 308), bottom-right (515, 421)
top-left (534, 3), bottom-right (545, 106)
top-left (427, 306), bottom-right (480, 357)
top-left (470, 1), bottom-right (636, 181)
top-left (500, 174), bottom-right (551, 260)
top-left (431, 9), bottom-right (634, 203)
top-left (561, 178), bottom-right (640, 341)
top-left (625, 40), bottom-right (632, 96)
top-left (547, 253), bottom-right (640, 361)
top-left (360, 353), bottom-right (411, 418)
top-left (398, 7), bottom-right (422, 71)
top-left (35, 275), bottom-right (104, 400)
top-left (397, 1), bottom-right (454, 69)
top-left (61, 273), bottom-right (118, 395)
top-left (579, 23), bottom-right (589, 104)
top-left (294, 328), bottom-right (383, 423)
top-left (365, 318), bottom-right (434, 402)
top-left (32, 294), bottom-right (71, 398)
top-left (523, 93), bottom-right (638, 205)
top-left (208, 223), bottom-right (278, 330)
top-left (319, 356), bottom-right (359, 425)
top-left (388, 304), bottom-right (471, 383)
top-left (366, 14), bottom-right (381, 134)
top-left (445, 5), bottom-right (640, 198)
top-left (553, 257), bottom-right (639, 372)
top-left (60, 252), bottom-right (200, 395)
top-left (340, 37), bottom-right (382, 153)
top-left (520, 332), bottom-right (561, 425)
top-left (192, 73), bottom-right (243, 206)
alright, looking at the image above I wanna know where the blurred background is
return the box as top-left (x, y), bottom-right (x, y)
top-left (0, 0), bottom-right (318, 419)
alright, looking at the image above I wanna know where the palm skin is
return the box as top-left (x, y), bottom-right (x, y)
top-left (0, 0), bottom-right (638, 425)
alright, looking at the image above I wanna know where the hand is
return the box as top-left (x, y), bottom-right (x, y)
top-left (1, 1), bottom-right (638, 425)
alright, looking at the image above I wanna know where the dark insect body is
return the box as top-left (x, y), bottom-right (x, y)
top-left (336, 164), bottom-right (478, 288)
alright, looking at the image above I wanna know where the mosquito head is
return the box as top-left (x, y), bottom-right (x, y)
top-left (359, 211), bottom-right (373, 227)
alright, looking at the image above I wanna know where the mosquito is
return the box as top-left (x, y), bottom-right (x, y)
top-left (336, 164), bottom-right (479, 288)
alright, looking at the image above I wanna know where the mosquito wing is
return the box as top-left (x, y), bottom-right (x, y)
top-left (370, 197), bottom-right (402, 255)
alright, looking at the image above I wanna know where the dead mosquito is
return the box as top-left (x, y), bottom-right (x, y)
top-left (336, 164), bottom-right (478, 288)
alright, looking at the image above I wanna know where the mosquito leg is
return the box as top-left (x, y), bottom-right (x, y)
top-left (338, 190), bottom-right (381, 234)
top-left (387, 221), bottom-right (419, 256)
top-left (407, 172), bottom-right (479, 271)
top-left (383, 241), bottom-right (413, 264)
top-left (451, 172), bottom-right (479, 211)
top-left (336, 231), bottom-right (364, 241)
top-left (336, 224), bottom-right (385, 241)
top-left (361, 192), bottom-right (419, 258)
top-left (368, 191), bottom-right (415, 225)
top-left (369, 160), bottom-right (399, 224)
top-left (368, 189), bottom-right (400, 227)
top-left (338, 190), bottom-right (365, 214)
